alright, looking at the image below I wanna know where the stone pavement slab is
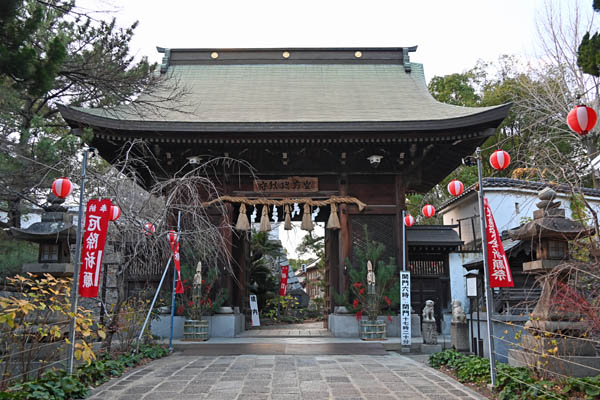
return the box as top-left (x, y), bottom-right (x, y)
top-left (87, 352), bottom-right (485, 399)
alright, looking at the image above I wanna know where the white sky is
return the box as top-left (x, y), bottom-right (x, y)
top-left (75, 0), bottom-right (564, 81)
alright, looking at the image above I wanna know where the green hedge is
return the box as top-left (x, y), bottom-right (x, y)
top-left (0, 344), bottom-right (169, 400)
top-left (429, 349), bottom-right (600, 400)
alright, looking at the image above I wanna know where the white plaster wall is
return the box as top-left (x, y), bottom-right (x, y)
top-left (449, 252), bottom-right (468, 313)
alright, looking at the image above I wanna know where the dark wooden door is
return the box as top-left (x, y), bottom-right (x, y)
top-left (411, 278), bottom-right (444, 333)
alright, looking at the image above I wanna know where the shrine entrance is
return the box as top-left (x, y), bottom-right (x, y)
top-left (60, 47), bottom-right (510, 339)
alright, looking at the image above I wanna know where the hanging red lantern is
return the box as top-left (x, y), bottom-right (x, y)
top-left (567, 105), bottom-right (597, 136)
top-left (404, 214), bottom-right (415, 227)
top-left (143, 222), bottom-right (155, 236)
top-left (51, 177), bottom-right (73, 199)
top-left (109, 205), bottom-right (121, 221)
top-left (490, 150), bottom-right (511, 171)
top-left (447, 179), bottom-right (464, 197)
top-left (422, 204), bottom-right (435, 218)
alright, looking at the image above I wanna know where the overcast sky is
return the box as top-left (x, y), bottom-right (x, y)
top-left (73, 0), bottom-right (580, 81)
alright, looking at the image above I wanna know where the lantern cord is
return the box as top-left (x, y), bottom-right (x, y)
top-left (202, 195), bottom-right (367, 212)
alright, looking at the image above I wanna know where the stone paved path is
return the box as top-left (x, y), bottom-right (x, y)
top-left (88, 352), bottom-right (484, 399)
top-left (239, 322), bottom-right (331, 337)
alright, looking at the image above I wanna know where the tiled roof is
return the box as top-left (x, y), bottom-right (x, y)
top-left (59, 48), bottom-right (509, 131)
top-left (406, 225), bottom-right (463, 247)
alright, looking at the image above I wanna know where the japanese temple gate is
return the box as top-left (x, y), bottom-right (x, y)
top-left (59, 47), bottom-right (509, 316)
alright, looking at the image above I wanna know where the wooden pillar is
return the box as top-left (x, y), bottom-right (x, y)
top-left (394, 175), bottom-right (406, 273)
top-left (338, 174), bottom-right (351, 295)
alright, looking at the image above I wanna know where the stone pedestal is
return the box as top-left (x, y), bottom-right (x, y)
top-left (422, 320), bottom-right (437, 345)
top-left (420, 343), bottom-right (443, 354)
top-left (451, 322), bottom-right (469, 352)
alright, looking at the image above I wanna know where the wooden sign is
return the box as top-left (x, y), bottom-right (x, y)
top-left (400, 271), bottom-right (411, 346)
top-left (254, 176), bottom-right (318, 192)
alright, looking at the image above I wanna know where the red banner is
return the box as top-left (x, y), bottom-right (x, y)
top-left (168, 231), bottom-right (184, 294)
top-left (79, 199), bottom-right (112, 298)
top-left (280, 265), bottom-right (289, 296)
top-left (484, 199), bottom-right (514, 288)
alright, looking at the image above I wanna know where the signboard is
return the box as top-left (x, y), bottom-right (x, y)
top-left (467, 277), bottom-right (478, 297)
top-left (484, 199), bottom-right (514, 288)
top-left (249, 294), bottom-right (260, 327)
top-left (280, 265), bottom-right (289, 296)
top-left (79, 199), bottom-right (112, 298)
top-left (254, 176), bottom-right (318, 192)
top-left (400, 271), bottom-right (411, 346)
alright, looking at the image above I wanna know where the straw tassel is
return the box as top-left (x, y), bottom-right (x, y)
top-left (259, 205), bottom-right (271, 232)
top-left (301, 203), bottom-right (314, 231)
top-left (235, 204), bottom-right (250, 231)
top-left (284, 204), bottom-right (292, 230)
top-left (327, 203), bottom-right (340, 230)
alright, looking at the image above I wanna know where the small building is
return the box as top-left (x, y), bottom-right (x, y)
top-left (296, 259), bottom-right (324, 300)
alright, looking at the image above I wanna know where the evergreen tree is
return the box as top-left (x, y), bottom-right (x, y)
top-left (577, 1), bottom-right (600, 76)
top-left (0, 0), bottom-right (177, 228)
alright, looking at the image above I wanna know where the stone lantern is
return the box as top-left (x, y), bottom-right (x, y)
top-left (10, 195), bottom-right (76, 276)
top-left (508, 187), bottom-right (599, 377)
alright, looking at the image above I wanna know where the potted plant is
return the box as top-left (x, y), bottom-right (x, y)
top-left (182, 263), bottom-right (226, 341)
top-left (346, 228), bottom-right (399, 340)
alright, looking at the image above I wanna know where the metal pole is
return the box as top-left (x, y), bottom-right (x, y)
top-left (67, 148), bottom-right (91, 375)
top-left (135, 256), bottom-right (172, 354)
top-left (169, 212), bottom-right (182, 352)
top-left (475, 147), bottom-right (497, 387)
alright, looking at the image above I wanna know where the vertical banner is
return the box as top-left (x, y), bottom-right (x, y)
top-left (400, 271), bottom-right (411, 346)
top-left (249, 294), bottom-right (260, 327)
top-left (484, 199), bottom-right (514, 288)
top-left (79, 199), bottom-right (112, 298)
top-left (168, 231), bottom-right (184, 294)
top-left (280, 265), bottom-right (289, 296)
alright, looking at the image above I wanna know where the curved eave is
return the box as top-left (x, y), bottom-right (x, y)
top-left (58, 103), bottom-right (512, 133)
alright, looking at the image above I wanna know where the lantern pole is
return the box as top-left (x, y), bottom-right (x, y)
top-left (169, 211), bottom-right (182, 352)
top-left (67, 147), bottom-right (94, 375)
top-left (475, 146), bottom-right (497, 388)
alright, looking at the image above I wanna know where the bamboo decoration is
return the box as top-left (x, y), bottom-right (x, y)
top-left (327, 203), bottom-right (341, 230)
top-left (284, 204), bottom-right (292, 230)
top-left (259, 205), bottom-right (271, 232)
top-left (301, 203), bottom-right (314, 231)
top-left (235, 204), bottom-right (250, 231)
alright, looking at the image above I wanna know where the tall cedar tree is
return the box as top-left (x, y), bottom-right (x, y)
top-left (0, 0), bottom-right (169, 228)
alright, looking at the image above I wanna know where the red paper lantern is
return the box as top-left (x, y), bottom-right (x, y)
top-left (168, 230), bottom-right (178, 245)
top-left (143, 222), bottom-right (155, 236)
top-left (422, 204), bottom-right (435, 218)
top-left (404, 214), bottom-right (415, 227)
top-left (490, 150), bottom-right (511, 171)
top-left (447, 179), bottom-right (464, 197)
top-left (51, 177), bottom-right (73, 199)
top-left (109, 205), bottom-right (121, 221)
top-left (567, 105), bottom-right (597, 135)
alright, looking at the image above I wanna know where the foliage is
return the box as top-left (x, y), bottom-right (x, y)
top-left (111, 296), bottom-right (152, 353)
top-left (249, 230), bottom-right (282, 311)
top-left (343, 227), bottom-right (399, 321)
top-left (0, 229), bottom-right (37, 280)
top-left (429, 349), bottom-right (600, 400)
top-left (0, 273), bottom-right (105, 389)
top-left (175, 264), bottom-right (227, 320)
top-left (0, 344), bottom-right (168, 399)
top-left (577, 1), bottom-right (600, 77)
top-left (264, 294), bottom-right (301, 323)
top-left (0, 0), bottom-right (182, 229)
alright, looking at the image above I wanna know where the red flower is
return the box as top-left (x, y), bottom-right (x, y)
top-left (176, 305), bottom-right (185, 316)
top-left (384, 296), bottom-right (391, 306)
top-left (387, 315), bottom-right (393, 323)
top-left (356, 310), bottom-right (362, 321)
top-left (208, 299), bottom-right (213, 306)
top-left (188, 300), bottom-right (194, 307)
top-left (353, 282), bottom-right (362, 288)
top-left (359, 288), bottom-right (365, 295)
top-left (353, 299), bottom-right (359, 308)
top-left (201, 280), bottom-right (206, 284)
